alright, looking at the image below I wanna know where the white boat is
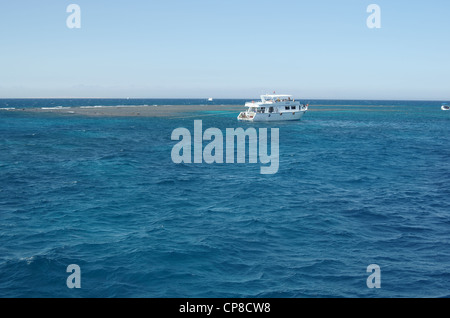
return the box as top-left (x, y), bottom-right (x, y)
top-left (208, 98), bottom-right (213, 102)
top-left (442, 103), bottom-right (449, 111)
top-left (237, 94), bottom-right (308, 122)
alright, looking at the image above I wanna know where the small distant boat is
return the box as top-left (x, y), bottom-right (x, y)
top-left (208, 98), bottom-right (213, 102)
top-left (442, 103), bottom-right (449, 111)
top-left (238, 94), bottom-right (308, 122)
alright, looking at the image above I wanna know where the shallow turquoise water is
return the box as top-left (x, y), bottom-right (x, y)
top-left (1, 99), bottom-right (449, 297)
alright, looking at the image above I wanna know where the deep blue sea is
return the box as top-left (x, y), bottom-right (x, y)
top-left (1, 99), bottom-right (449, 298)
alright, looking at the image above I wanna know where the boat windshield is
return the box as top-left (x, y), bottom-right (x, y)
top-left (261, 95), bottom-right (293, 103)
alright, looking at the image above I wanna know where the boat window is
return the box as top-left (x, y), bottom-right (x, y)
top-left (291, 106), bottom-right (296, 110)
top-left (269, 107), bottom-right (274, 113)
top-left (285, 106), bottom-right (289, 110)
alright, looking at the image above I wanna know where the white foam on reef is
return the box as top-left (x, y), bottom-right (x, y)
top-left (41, 106), bottom-right (70, 110)
top-left (0, 107), bottom-right (16, 110)
top-left (78, 105), bottom-right (155, 109)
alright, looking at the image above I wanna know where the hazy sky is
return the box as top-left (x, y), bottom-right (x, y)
top-left (0, 0), bottom-right (449, 99)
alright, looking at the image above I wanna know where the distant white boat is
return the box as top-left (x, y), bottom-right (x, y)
top-left (442, 103), bottom-right (449, 111)
top-left (208, 98), bottom-right (213, 102)
top-left (238, 94), bottom-right (308, 122)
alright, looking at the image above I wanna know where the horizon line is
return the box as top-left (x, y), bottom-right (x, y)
top-left (0, 97), bottom-right (449, 102)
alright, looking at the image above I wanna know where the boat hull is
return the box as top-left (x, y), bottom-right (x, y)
top-left (238, 110), bottom-right (306, 122)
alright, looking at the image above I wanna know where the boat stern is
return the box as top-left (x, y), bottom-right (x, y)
top-left (237, 112), bottom-right (255, 121)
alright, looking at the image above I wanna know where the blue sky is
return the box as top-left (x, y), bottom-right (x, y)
top-left (0, 0), bottom-right (449, 99)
